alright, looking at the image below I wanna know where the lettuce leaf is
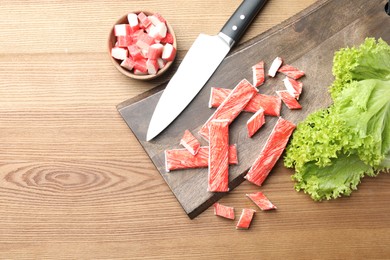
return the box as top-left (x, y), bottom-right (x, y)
top-left (284, 38), bottom-right (390, 201)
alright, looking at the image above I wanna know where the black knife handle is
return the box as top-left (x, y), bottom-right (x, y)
top-left (220, 0), bottom-right (268, 47)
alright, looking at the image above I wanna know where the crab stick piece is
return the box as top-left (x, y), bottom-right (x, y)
top-left (120, 57), bottom-right (135, 70)
top-left (147, 43), bottom-right (164, 60)
top-left (283, 77), bottom-right (303, 99)
top-left (127, 13), bottom-right (140, 31)
top-left (209, 88), bottom-right (281, 117)
top-left (199, 79), bottom-right (258, 140)
top-left (162, 43), bottom-right (176, 61)
top-left (278, 64), bottom-right (305, 80)
top-left (179, 130), bottom-right (201, 155)
top-left (268, 57), bottom-right (283, 77)
top-left (247, 108), bottom-right (265, 137)
top-left (252, 60), bottom-right (265, 87)
top-left (245, 117), bottom-right (296, 186)
top-left (208, 119), bottom-right (230, 192)
top-left (276, 90), bottom-right (302, 110)
top-left (164, 145), bottom-right (238, 172)
top-left (114, 24), bottom-right (131, 36)
top-left (236, 208), bottom-right (256, 229)
top-left (111, 47), bottom-right (128, 60)
top-left (214, 203), bottom-right (235, 220)
top-left (246, 191), bottom-right (277, 211)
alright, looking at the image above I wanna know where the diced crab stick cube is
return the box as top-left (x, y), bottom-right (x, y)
top-left (138, 12), bottom-right (152, 29)
top-left (252, 60), bottom-right (265, 87)
top-left (268, 56), bottom-right (283, 77)
top-left (213, 203), bottom-right (235, 220)
top-left (146, 59), bottom-right (159, 75)
top-left (111, 47), bottom-right (128, 60)
top-left (276, 90), bottom-right (302, 110)
top-left (157, 58), bottom-right (166, 69)
top-left (148, 13), bottom-right (166, 26)
top-left (283, 77), bottom-right (303, 99)
top-left (209, 88), bottom-right (281, 117)
top-left (278, 64), bottom-right (305, 80)
top-left (180, 130), bottom-right (201, 155)
top-left (114, 24), bottom-right (131, 36)
top-left (247, 108), bottom-right (265, 138)
top-left (246, 191), bottom-right (277, 211)
top-left (164, 145), bottom-right (238, 172)
top-left (128, 45), bottom-right (143, 60)
top-left (208, 119), bottom-right (230, 192)
top-left (245, 117), bottom-right (296, 186)
top-left (199, 79), bottom-right (258, 140)
top-left (162, 43), bottom-right (176, 61)
top-left (147, 43), bottom-right (164, 60)
top-left (120, 57), bottom-right (135, 70)
top-left (236, 208), bottom-right (256, 230)
top-left (148, 23), bottom-right (167, 41)
top-left (134, 59), bottom-right (148, 73)
top-left (136, 32), bottom-right (155, 51)
top-left (127, 13), bottom-right (140, 31)
top-left (161, 33), bottom-right (174, 44)
top-left (117, 35), bottom-right (133, 47)
top-left (133, 69), bottom-right (148, 75)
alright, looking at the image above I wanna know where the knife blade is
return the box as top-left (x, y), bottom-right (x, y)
top-left (147, 0), bottom-right (268, 141)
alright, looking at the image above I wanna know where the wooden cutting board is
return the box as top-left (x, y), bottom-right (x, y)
top-left (117, 0), bottom-right (390, 219)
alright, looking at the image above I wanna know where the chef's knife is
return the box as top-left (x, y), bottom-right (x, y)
top-left (147, 0), bottom-right (268, 141)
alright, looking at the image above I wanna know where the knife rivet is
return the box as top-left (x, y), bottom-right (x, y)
top-left (232, 25), bottom-right (237, 31)
top-left (240, 14), bottom-right (245, 20)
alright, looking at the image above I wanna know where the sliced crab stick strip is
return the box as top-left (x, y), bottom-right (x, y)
top-left (209, 88), bottom-right (281, 117)
top-left (236, 208), bottom-right (256, 230)
top-left (247, 108), bottom-right (265, 137)
top-left (278, 64), bottom-right (305, 80)
top-left (276, 90), bottom-right (302, 110)
top-left (208, 119), bottom-right (230, 192)
top-left (165, 145), bottom-right (238, 172)
top-left (214, 203), bottom-right (235, 220)
top-left (252, 60), bottom-right (265, 87)
top-left (283, 77), bottom-right (303, 99)
top-left (199, 79), bottom-right (258, 140)
top-left (179, 129), bottom-right (201, 155)
top-left (245, 117), bottom-right (296, 186)
top-left (268, 57), bottom-right (283, 77)
top-left (246, 191), bottom-right (277, 211)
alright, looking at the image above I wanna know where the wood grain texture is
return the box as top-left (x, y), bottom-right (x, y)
top-left (1, 0), bottom-right (389, 259)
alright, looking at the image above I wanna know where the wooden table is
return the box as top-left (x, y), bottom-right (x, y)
top-left (1, 0), bottom-right (389, 259)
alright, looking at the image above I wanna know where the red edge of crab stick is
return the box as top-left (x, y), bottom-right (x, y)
top-left (208, 119), bottom-right (230, 192)
top-left (164, 145), bottom-right (238, 172)
top-left (276, 90), bottom-right (302, 110)
top-left (199, 79), bottom-right (258, 140)
top-left (245, 117), bottom-right (296, 186)
top-left (209, 88), bottom-right (281, 117)
top-left (268, 57), bottom-right (283, 77)
top-left (252, 60), bottom-right (265, 87)
top-left (247, 108), bottom-right (265, 138)
top-left (246, 191), bottom-right (277, 211)
top-left (179, 130), bottom-right (201, 156)
top-left (213, 203), bottom-right (235, 220)
top-left (236, 208), bottom-right (256, 230)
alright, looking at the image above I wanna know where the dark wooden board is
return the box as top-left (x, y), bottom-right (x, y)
top-left (117, 0), bottom-right (390, 219)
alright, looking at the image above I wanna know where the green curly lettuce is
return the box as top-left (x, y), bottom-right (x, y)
top-left (284, 38), bottom-right (390, 201)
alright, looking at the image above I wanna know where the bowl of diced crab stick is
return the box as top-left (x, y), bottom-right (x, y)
top-left (108, 11), bottom-right (177, 80)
